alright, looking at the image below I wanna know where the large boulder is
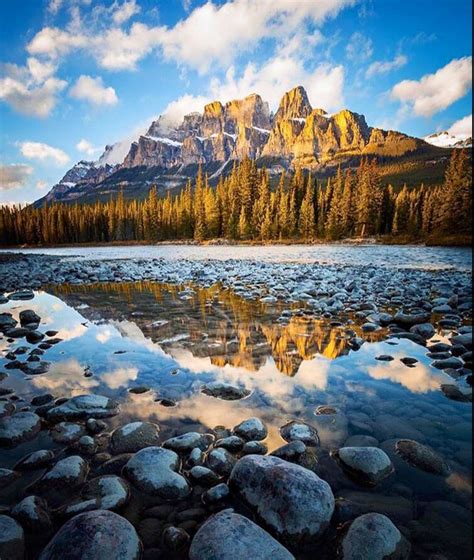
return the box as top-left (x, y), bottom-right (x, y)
top-left (189, 509), bottom-right (295, 560)
top-left (229, 455), bottom-right (334, 547)
top-left (38, 510), bottom-right (141, 560)
top-left (46, 395), bottom-right (119, 422)
top-left (111, 422), bottom-right (160, 454)
top-left (331, 447), bottom-right (394, 487)
top-left (0, 411), bottom-right (41, 448)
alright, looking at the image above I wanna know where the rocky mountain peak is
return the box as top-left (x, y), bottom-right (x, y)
top-left (275, 86), bottom-right (312, 123)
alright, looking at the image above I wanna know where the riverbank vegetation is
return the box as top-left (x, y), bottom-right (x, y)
top-left (0, 150), bottom-right (471, 246)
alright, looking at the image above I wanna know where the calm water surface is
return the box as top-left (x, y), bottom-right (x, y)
top-left (0, 280), bottom-right (472, 558)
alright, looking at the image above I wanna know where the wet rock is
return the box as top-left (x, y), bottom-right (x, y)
top-left (0, 313), bottom-right (17, 331)
top-left (9, 290), bottom-right (34, 301)
top-left (375, 355), bottom-right (394, 361)
top-left (31, 456), bottom-right (89, 505)
top-left (187, 447), bottom-right (205, 467)
top-left (338, 513), bottom-right (410, 560)
top-left (63, 475), bottom-right (129, 516)
top-left (233, 417), bottom-right (267, 441)
top-left (331, 447), bottom-right (393, 487)
top-left (50, 422), bottom-right (85, 444)
top-left (206, 448), bottom-right (237, 477)
top-left (14, 449), bottom-right (55, 471)
top-left (0, 515), bottom-right (25, 560)
top-left (20, 360), bottom-right (51, 375)
top-left (111, 421), bottom-right (160, 454)
top-left (242, 441), bottom-right (268, 455)
top-left (395, 439), bottom-right (451, 476)
top-left (38, 510), bottom-right (141, 560)
top-left (201, 382), bottom-right (250, 400)
top-left (31, 393), bottom-right (54, 406)
top-left (271, 440), bottom-right (307, 461)
top-left (409, 323), bottom-right (435, 340)
top-left (441, 379), bottom-right (472, 402)
top-left (400, 357), bottom-right (418, 366)
top-left (190, 466), bottom-right (220, 486)
top-left (280, 420), bottom-right (320, 446)
top-left (0, 400), bottom-right (15, 418)
top-left (11, 496), bottom-right (52, 532)
top-left (163, 526), bottom-right (190, 552)
top-left (215, 435), bottom-right (244, 452)
top-left (5, 327), bottom-right (30, 338)
top-left (124, 447), bottom-right (191, 500)
top-left (432, 357), bottom-right (463, 370)
top-left (128, 386), bottom-right (150, 394)
top-left (163, 431), bottom-right (214, 453)
top-left (78, 435), bottom-right (97, 455)
top-left (0, 468), bottom-right (18, 489)
top-left (46, 394), bottom-right (119, 422)
top-left (95, 454), bottom-right (133, 476)
top-left (315, 405), bottom-right (338, 415)
top-left (86, 418), bottom-right (107, 434)
top-left (394, 312), bottom-right (431, 327)
top-left (0, 411), bottom-right (41, 447)
top-left (229, 455), bottom-right (335, 547)
top-left (202, 483), bottom-right (230, 505)
top-left (451, 332), bottom-right (472, 350)
top-left (19, 310), bottom-right (41, 326)
top-left (189, 509), bottom-right (295, 560)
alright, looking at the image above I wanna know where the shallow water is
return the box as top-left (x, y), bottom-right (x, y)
top-left (3, 243), bottom-right (472, 271)
top-left (1, 281), bottom-right (472, 559)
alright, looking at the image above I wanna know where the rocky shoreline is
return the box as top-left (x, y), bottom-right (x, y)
top-left (0, 251), bottom-right (472, 559)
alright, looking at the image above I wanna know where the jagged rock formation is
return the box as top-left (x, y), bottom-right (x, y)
top-left (38, 85), bottom-right (447, 206)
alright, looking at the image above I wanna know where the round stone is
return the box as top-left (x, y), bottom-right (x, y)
top-left (189, 509), bottom-right (295, 560)
top-left (395, 439), bottom-right (451, 476)
top-left (0, 411), bottom-right (41, 448)
top-left (38, 510), bottom-right (141, 560)
top-left (51, 422), bottom-right (85, 444)
top-left (11, 496), bottom-right (52, 532)
top-left (124, 447), bottom-right (190, 500)
top-left (332, 447), bottom-right (394, 487)
top-left (280, 420), bottom-right (320, 446)
top-left (201, 382), bottom-right (251, 401)
top-left (46, 395), bottom-right (119, 422)
top-left (111, 422), bottom-right (160, 454)
top-left (233, 418), bottom-right (268, 441)
top-left (163, 432), bottom-right (214, 453)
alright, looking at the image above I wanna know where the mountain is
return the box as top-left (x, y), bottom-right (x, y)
top-left (37, 86), bottom-right (453, 206)
top-left (424, 131), bottom-right (473, 149)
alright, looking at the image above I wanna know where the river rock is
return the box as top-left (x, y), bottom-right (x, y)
top-left (215, 435), bottom-right (244, 451)
top-left (331, 447), bottom-right (394, 486)
top-left (395, 439), bottom-right (451, 476)
top-left (432, 357), bottom-right (463, 370)
top-left (202, 483), bottom-right (230, 505)
top-left (280, 420), bottom-right (320, 446)
top-left (233, 417), bottom-right (267, 441)
top-left (51, 422), bottom-right (85, 444)
top-left (338, 513), bottom-right (410, 560)
top-left (111, 421), bottom-right (160, 454)
top-left (19, 309), bottom-right (41, 326)
top-left (163, 431), bottom-right (214, 453)
top-left (271, 440), bottom-right (307, 462)
top-left (63, 476), bottom-right (130, 516)
top-left (0, 468), bottom-right (18, 489)
top-left (206, 448), bottom-right (237, 477)
top-left (163, 526), bottom-right (190, 552)
top-left (38, 510), bottom-right (141, 560)
top-left (229, 455), bottom-right (335, 547)
top-left (14, 449), bottom-right (55, 471)
top-left (242, 441), bottom-right (268, 455)
top-left (409, 323), bottom-right (435, 340)
top-left (0, 515), bottom-right (25, 560)
top-left (0, 400), bottom-right (15, 418)
top-left (11, 496), bottom-right (52, 532)
top-left (0, 411), bottom-right (41, 447)
top-left (124, 446), bottom-right (190, 500)
top-left (190, 466), bottom-right (220, 486)
top-left (393, 312), bottom-right (431, 327)
top-left (189, 509), bottom-right (295, 560)
top-left (201, 382), bottom-right (251, 400)
top-left (46, 394), bottom-right (119, 422)
top-left (9, 290), bottom-right (34, 301)
top-left (31, 456), bottom-right (89, 505)
top-left (0, 313), bottom-right (17, 331)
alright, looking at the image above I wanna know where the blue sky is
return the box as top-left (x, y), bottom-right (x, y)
top-left (0, 0), bottom-right (472, 204)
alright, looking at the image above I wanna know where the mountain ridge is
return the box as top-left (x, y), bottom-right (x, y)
top-left (37, 85), bottom-right (453, 206)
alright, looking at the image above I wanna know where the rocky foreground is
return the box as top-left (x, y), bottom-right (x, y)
top-left (0, 252), bottom-right (472, 559)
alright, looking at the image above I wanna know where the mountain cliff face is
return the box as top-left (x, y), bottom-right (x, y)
top-left (38, 85), bottom-right (447, 205)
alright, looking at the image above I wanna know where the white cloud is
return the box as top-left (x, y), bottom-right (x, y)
top-left (70, 75), bottom-right (118, 106)
top-left (0, 62), bottom-right (66, 118)
top-left (346, 32), bottom-right (373, 62)
top-left (36, 180), bottom-right (49, 191)
top-left (19, 141), bottom-right (70, 166)
top-left (391, 56), bottom-right (472, 117)
top-left (0, 164), bottom-right (33, 190)
top-left (112, 0), bottom-right (140, 25)
top-left (448, 114), bottom-right (472, 139)
top-left (28, 0), bottom-right (355, 73)
top-left (366, 54), bottom-right (407, 78)
top-left (162, 94), bottom-right (210, 125)
top-left (76, 139), bottom-right (100, 156)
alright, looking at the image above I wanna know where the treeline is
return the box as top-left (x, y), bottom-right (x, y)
top-left (0, 150), bottom-right (471, 245)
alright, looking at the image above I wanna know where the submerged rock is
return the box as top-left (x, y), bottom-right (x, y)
top-left (0, 468), bottom-right (18, 489)
top-left (0, 515), bottom-right (25, 560)
top-left (189, 510), bottom-right (295, 560)
top-left (338, 513), bottom-right (410, 560)
top-left (331, 447), bottom-right (394, 487)
top-left (201, 382), bottom-right (251, 400)
top-left (229, 455), bottom-right (335, 547)
top-left (14, 449), bottom-right (55, 471)
top-left (46, 394), bottom-right (119, 422)
top-left (38, 510), bottom-right (141, 560)
top-left (124, 446), bottom-right (190, 500)
top-left (395, 439), bottom-right (451, 476)
top-left (63, 476), bottom-right (130, 516)
top-left (163, 431), bottom-right (214, 453)
top-left (11, 496), bottom-right (52, 532)
top-left (280, 420), bottom-right (320, 446)
top-left (111, 421), bottom-right (160, 454)
top-left (0, 411), bottom-right (41, 447)
top-left (50, 422), bottom-right (85, 444)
